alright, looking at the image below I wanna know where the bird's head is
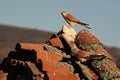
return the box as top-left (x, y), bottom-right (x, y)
top-left (61, 11), bottom-right (66, 15)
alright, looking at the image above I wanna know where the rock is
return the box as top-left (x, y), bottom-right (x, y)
top-left (0, 25), bottom-right (119, 80)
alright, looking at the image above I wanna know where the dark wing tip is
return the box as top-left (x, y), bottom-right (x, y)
top-left (83, 24), bottom-right (91, 29)
top-left (85, 26), bottom-right (91, 29)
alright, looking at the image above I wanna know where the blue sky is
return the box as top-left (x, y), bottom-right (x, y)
top-left (0, 0), bottom-right (120, 47)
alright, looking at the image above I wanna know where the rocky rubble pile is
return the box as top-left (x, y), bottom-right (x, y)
top-left (0, 26), bottom-right (120, 80)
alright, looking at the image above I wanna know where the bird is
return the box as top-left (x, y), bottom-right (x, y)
top-left (61, 11), bottom-right (91, 29)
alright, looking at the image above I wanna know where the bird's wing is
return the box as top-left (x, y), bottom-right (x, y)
top-left (65, 13), bottom-right (80, 23)
top-left (78, 21), bottom-right (89, 26)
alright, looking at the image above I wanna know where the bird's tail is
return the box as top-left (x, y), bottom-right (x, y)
top-left (84, 25), bottom-right (91, 29)
top-left (78, 22), bottom-right (91, 29)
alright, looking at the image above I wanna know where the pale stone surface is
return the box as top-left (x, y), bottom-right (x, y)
top-left (62, 26), bottom-right (77, 42)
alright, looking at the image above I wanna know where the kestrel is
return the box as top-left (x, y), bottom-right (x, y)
top-left (61, 11), bottom-right (91, 29)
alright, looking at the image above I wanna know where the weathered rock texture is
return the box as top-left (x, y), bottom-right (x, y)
top-left (0, 26), bottom-right (120, 80)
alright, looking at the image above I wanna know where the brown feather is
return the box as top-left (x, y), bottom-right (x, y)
top-left (65, 13), bottom-right (80, 23)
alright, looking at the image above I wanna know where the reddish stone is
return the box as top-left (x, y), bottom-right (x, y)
top-left (42, 60), bottom-right (73, 73)
top-left (15, 43), bottom-right (63, 62)
top-left (15, 43), bottom-right (44, 51)
top-left (73, 48), bottom-right (90, 58)
top-left (49, 34), bottom-right (64, 49)
top-left (75, 30), bottom-right (113, 61)
top-left (36, 49), bottom-right (63, 62)
top-left (76, 30), bottom-right (102, 48)
top-left (47, 72), bottom-right (80, 80)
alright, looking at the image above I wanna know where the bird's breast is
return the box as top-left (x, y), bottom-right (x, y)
top-left (67, 20), bottom-right (76, 26)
